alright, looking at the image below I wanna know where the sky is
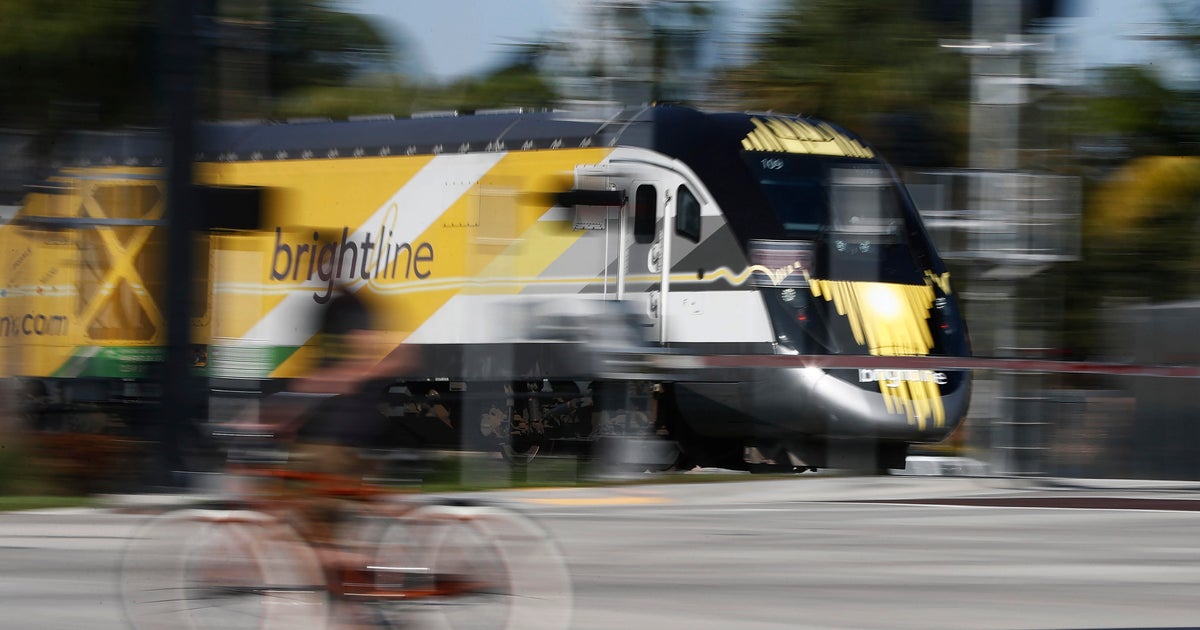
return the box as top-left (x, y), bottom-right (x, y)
top-left (1053, 0), bottom-right (1196, 84)
top-left (344, 0), bottom-right (1194, 85)
top-left (344, 0), bottom-right (773, 80)
top-left (344, 0), bottom-right (571, 79)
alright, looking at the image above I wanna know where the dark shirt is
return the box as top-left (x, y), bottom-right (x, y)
top-left (269, 390), bottom-right (388, 448)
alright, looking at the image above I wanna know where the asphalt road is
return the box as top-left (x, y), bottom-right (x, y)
top-left (3, 475), bottom-right (1200, 629)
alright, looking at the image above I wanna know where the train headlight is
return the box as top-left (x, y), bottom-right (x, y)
top-left (865, 284), bottom-right (901, 320)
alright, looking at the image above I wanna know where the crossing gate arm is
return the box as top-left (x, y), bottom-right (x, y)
top-left (625, 353), bottom-right (1200, 381)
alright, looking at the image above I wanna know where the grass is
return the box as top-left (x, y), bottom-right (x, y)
top-left (0, 495), bottom-right (97, 512)
top-left (394, 451), bottom-right (809, 494)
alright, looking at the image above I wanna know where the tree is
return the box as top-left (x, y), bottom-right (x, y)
top-left (0, 1), bottom-right (158, 128)
top-left (542, 0), bottom-right (718, 106)
top-left (271, 42), bottom-right (558, 120)
top-left (1074, 66), bottom-right (1198, 158)
top-left (1087, 156), bottom-right (1200, 302)
top-left (0, 0), bottom-right (400, 129)
top-left (728, 0), bottom-right (970, 166)
top-left (263, 0), bottom-right (394, 95)
top-left (1057, 63), bottom-right (1200, 352)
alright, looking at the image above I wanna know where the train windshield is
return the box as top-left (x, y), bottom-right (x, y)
top-left (744, 153), bottom-right (932, 354)
top-left (745, 153), bottom-right (906, 241)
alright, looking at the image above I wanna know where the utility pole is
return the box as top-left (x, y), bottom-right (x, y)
top-left (966, 0), bottom-right (1024, 170)
top-left (942, 0), bottom-right (1041, 476)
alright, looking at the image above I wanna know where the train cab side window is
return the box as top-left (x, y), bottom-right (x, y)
top-left (675, 184), bottom-right (701, 243)
top-left (634, 185), bottom-right (657, 244)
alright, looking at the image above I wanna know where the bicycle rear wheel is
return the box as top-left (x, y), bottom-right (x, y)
top-left (121, 509), bottom-right (330, 630)
top-left (377, 503), bottom-right (572, 630)
top-left (460, 505), bottom-right (573, 630)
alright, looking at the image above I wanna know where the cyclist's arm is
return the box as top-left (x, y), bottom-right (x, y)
top-left (224, 391), bottom-right (332, 440)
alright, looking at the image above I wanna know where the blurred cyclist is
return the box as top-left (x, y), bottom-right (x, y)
top-left (250, 288), bottom-right (414, 544)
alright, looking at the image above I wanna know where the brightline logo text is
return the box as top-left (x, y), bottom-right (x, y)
top-left (270, 227), bottom-right (435, 304)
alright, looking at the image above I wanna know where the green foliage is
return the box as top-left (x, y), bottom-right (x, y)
top-left (1077, 66), bottom-right (1198, 156)
top-left (0, 0), bottom-right (144, 56)
top-left (0, 433), bottom-right (55, 496)
top-left (1086, 157), bottom-right (1200, 301)
top-left (1060, 155), bottom-right (1200, 353)
top-left (273, 77), bottom-right (414, 120)
top-left (0, 0), bottom-right (157, 128)
top-left (271, 60), bottom-right (557, 120)
top-left (0, 495), bottom-right (96, 511)
top-left (0, 0), bottom-right (399, 129)
top-left (252, 1), bottom-right (556, 117)
top-left (729, 0), bottom-right (969, 164)
top-left (431, 64), bottom-right (558, 113)
top-left (266, 1), bottom-right (395, 94)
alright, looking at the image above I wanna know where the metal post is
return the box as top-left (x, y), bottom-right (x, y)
top-left (159, 0), bottom-right (199, 488)
top-left (969, 0), bottom-right (1022, 171)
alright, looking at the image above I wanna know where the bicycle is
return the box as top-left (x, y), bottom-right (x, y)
top-left (119, 435), bottom-right (573, 630)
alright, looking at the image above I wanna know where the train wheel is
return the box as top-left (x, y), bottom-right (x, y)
top-left (501, 382), bottom-right (540, 465)
top-left (539, 380), bottom-right (584, 437)
top-left (464, 382), bottom-right (518, 456)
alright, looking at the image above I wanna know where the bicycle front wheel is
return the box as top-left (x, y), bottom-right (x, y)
top-left (121, 509), bottom-right (330, 630)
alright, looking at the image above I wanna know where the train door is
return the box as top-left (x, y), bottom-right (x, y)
top-left (570, 160), bottom-right (711, 346)
top-left (568, 165), bottom-right (659, 343)
top-left (613, 163), bottom-right (708, 348)
top-left (617, 178), bottom-right (664, 345)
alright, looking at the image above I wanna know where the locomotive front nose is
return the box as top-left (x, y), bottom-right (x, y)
top-left (826, 365), bottom-right (971, 441)
top-left (757, 271), bottom-right (972, 443)
top-left (812, 277), bottom-right (972, 442)
top-left (743, 359), bottom-right (970, 444)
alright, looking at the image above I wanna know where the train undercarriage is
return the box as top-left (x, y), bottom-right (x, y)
top-left (375, 377), bottom-right (910, 474)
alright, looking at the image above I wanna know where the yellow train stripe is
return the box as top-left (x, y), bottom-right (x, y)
top-left (741, 117), bottom-right (875, 158)
top-left (809, 278), bottom-right (944, 428)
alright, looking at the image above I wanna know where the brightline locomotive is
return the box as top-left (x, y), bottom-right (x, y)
top-left (1, 105), bottom-right (970, 472)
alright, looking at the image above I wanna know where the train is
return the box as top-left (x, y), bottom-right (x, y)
top-left (0, 104), bottom-right (971, 472)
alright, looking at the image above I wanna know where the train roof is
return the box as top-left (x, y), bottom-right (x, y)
top-left (36, 106), bottom-right (882, 245)
top-left (197, 109), bottom-right (630, 162)
top-left (42, 105), bottom-right (876, 170)
top-left (32, 106), bottom-right (896, 261)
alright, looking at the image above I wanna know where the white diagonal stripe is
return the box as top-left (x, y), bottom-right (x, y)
top-left (241, 152), bottom-right (507, 345)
